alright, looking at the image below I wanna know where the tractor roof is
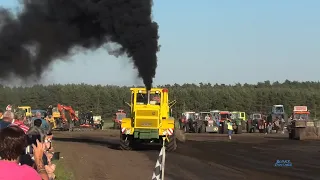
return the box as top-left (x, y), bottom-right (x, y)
top-left (130, 87), bottom-right (166, 92)
top-left (220, 111), bottom-right (230, 114)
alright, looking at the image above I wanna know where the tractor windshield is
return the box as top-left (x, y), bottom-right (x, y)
top-left (136, 93), bottom-right (161, 105)
top-left (116, 113), bottom-right (126, 120)
top-left (200, 113), bottom-right (211, 119)
top-left (293, 113), bottom-right (308, 120)
top-left (52, 107), bottom-right (59, 112)
top-left (275, 106), bottom-right (284, 113)
top-left (231, 113), bottom-right (239, 119)
top-left (185, 113), bottom-right (195, 121)
top-left (253, 114), bottom-right (261, 119)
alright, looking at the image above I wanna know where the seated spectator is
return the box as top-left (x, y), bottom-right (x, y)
top-left (0, 126), bottom-right (49, 180)
top-left (12, 112), bottom-right (30, 134)
top-left (0, 110), bottom-right (14, 129)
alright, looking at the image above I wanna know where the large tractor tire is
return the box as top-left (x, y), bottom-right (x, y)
top-left (200, 123), bottom-right (206, 133)
top-left (196, 121), bottom-right (206, 133)
top-left (236, 125), bottom-right (242, 134)
top-left (120, 134), bottom-right (133, 150)
top-left (184, 123), bottom-right (190, 133)
top-left (165, 133), bottom-right (177, 152)
top-left (223, 123), bottom-right (228, 134)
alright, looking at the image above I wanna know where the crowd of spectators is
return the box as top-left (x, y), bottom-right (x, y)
top-left (0, 108), bottom-right (57, 180)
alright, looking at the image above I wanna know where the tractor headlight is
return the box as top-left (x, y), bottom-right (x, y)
top-left (126, 129), bottom-right (131, 134)
top-left (138, 90), bottom-right (142, 93)
top-left (155, 91), bottom-right (159, 94)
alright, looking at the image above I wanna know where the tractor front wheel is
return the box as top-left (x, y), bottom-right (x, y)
top-left (165, 133), bottom-right (177, 152)
top-left (120, 134), bottom-right (133, 150)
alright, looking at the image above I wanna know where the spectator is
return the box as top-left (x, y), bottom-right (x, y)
top-left (0, 110), bottom-right (14, 129)
top-left (12, 112), bottom-right (30, 133)
top-left (28, 119), bottom-right (46, 142)
top-left (0, 126), bottom-right (49, 180)
top-left (32, 111), bottom-right (50, 134)
top-left (267, 122), bottom-right (273, 134)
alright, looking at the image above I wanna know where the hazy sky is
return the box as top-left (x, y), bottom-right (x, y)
top-left (1, 0), bottom-right (319, 86)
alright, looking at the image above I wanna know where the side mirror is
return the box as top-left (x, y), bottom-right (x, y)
top-left (123, 98), bottom-right (131, 108)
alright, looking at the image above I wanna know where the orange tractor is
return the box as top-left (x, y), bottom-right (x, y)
top-left (48, 104), bottom-right (93, 131)
top-left (113, 109), bottom-right (126, 129)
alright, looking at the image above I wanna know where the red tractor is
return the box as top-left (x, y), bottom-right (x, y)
top-left (113, 109), bottom-right (126, 129)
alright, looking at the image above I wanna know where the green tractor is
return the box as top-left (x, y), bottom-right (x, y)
top-left (230, 111), bottom-right (246, 134)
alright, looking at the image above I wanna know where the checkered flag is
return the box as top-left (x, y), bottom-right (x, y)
top-left (151, 145), bottom-right (166, 180)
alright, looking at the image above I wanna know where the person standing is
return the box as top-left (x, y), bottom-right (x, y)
top-left (281, 117), bottom-right (285, 134)
top-left (88, 111), bottom-right (94, 126)
top-left (227, 119), bottom-right (233, 140)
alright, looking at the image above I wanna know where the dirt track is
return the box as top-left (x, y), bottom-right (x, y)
top-left (53, 130), bottom-right (320, 180)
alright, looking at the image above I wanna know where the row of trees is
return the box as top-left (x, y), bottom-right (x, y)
top-left (0, 80), bottom-right (319, 119)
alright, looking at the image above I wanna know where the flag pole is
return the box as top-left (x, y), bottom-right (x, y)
top-left (161, 137), bottom-right (166, 180)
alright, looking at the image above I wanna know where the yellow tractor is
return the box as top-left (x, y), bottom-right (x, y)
top-left (17, 106), bottom-right (32, 118)
top-left (120, 87), bottom-right (177, 151)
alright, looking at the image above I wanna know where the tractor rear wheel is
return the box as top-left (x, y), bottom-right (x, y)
top-left (120, 134), bottom-right (133, 150)
top-left (200, 123), bottom-right (206, 133)
top-left (236, 125), bottom-right (242, 134)
top-left (165, 133), bottom-right (177, 152)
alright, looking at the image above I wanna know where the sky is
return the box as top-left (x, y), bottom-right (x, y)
top-left (0, 0), bottom-right (319, 86)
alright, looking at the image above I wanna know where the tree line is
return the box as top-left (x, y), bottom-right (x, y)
top-left (1, 80), bottom-right (320, 119)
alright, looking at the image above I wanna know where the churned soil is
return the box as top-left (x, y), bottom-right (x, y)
top-left (53, 130), bottom-right (320, 180)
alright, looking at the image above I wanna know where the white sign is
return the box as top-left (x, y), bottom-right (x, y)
top-left (293, 106), bottom-right (307, 111)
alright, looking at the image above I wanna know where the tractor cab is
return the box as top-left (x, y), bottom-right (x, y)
top-left (231, 111), bottom-right (246, 121)
top-left (200, 112), bottom-right (211, 121)
top-left (181, 111), bottom-right (196, 123)
top-left (269, 105), bottom-right (287, 122)
top-left (18, 106), bottom-right (32, 117)
top-left (219, 111), bottom-right (231, 122)
top-left (292, 106), bottom-right (309, 121)
top-left (195, 113), bottom-right (200, 120)
top-left (252, 113), bottom-right (262, 120)
top-left (231, 111), bottom-right (240, 120)
top-left (272, 105), bottom-right (285, 114)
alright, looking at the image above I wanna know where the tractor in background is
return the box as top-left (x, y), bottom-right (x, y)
top-left (267, 105), bottom-right (287, 132)
top-left (113, 109), bottom-right (126, 129)
top-left (201, 111), bottom-right (218, 133)
top-left (287, 106), bottom-right (320, 140)
top-left (230, 111), bottom-right (244, 134)
top-left (120, 88), bottom-right (177, 151)
top-left (179, 111), bottom-right (196, 133)
top-left (247, 113), bottom-right (265, 133)
top-left (17, 106), bottom-right (32, 118)
top-left (216, 111), bottom-right (232, 134)
top-left (47, 104), bottom-right (80, 131)
top-left (267, 105), bottom-right (287, 123)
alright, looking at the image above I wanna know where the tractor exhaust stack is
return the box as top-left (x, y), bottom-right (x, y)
top-left (147, 90), bottom-right (151, 104)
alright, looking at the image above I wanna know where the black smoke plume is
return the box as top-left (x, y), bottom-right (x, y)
top-left (0, 0), bottom-right (159, 89)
